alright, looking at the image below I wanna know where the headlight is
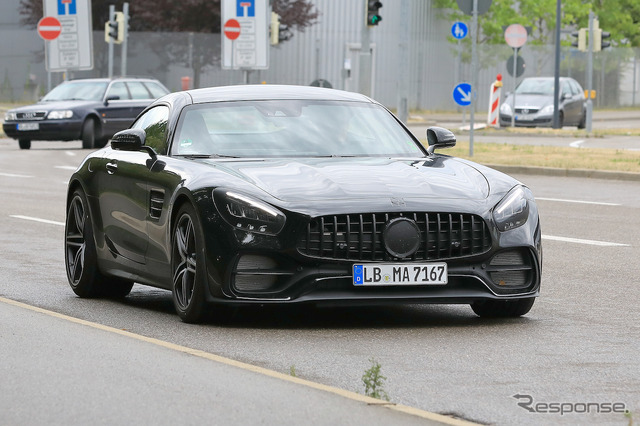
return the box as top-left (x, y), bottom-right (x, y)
top-left (5, 112), bottom-right (17, 121)
top-left (213, 189), bottom-right (286, 235)
top-left (493, 186), bottom-right (531, 232)
top-left (47, 110), bottom-right (73, 119)
top-left (499, 103), bottom-right (512, 115)
top-left (540, 104), bottom-right (554, 115)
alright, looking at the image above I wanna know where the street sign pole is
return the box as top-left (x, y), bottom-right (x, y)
top-left (120, 2), bottom-right (129, 76)
top-left (108, 5), bottom-right (114, 79)
top-left (511, 47), bottom-right (517, 127)
top-left (586, 11), bottom-right (594, 133)
top-left (469, 0), bottom-right (477, 156)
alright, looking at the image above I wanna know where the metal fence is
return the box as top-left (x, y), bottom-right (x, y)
top-left (1, 0), bottom-right (639, 112)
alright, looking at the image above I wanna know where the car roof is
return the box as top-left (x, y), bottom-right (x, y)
top-left (185, 85), bottom-right (376, 104)
top-left (66, 77), bottom-right (162, 84)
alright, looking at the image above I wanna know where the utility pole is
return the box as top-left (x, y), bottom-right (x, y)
top-left (586, 10), bottom-right (594, 132)
top-left (120, 3), bottom-right (129, 76)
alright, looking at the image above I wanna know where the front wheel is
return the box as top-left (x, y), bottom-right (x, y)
top-left (577, 110), bottom-right (586, 129)
top-left (18, 139), bottom-right (31, 150)
top-left (171, 204), bottom-right (208, 323)
top-left (81, 118), bottom-right (97, 149)
top-left (470, 298), bottom-right (535, 318)
top-left (65, 188), bottom-right (133, 298)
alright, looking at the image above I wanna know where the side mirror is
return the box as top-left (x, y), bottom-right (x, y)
top-left (426, 126), bottom-right (456, 154)
top-left (111, 128), bottom-right (146, 152)
top-left (104, 95), bottom-right (120, 106)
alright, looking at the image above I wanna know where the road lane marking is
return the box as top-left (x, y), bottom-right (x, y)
top-left (569, 139), bottom-right (585, 148)
top-left (0, 296), bottom-right (478, 426)
top-left (542, 234), bottom-right (629, 247)
top-left (536, 197), bottom-right (620, 206)
top-left (55, 165), bottom-right (77, 171)
top-left (65, 151), bottom-right (77, 157)
top-left (0, 172), bottom-right (33, 178)
top-left (10, 215), bottom-right (65, 227)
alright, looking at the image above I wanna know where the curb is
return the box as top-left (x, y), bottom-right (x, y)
top-left (484, 164), bottom-right (640, 182)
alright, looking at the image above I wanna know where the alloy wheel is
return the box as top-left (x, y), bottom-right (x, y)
top-left (65, 196), bottom-right (86, 285)
top-left (172, 214), bottom-right (197, 310)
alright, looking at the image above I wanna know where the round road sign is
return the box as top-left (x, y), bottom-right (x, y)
top-left (504, 24), bottom-right (527, 48)
top-left (223, 19), bottom-right (241, 40)
top-left (37, 16), bottom-right (62, 41)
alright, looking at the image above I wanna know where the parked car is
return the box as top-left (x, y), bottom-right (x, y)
top-left (499, 76), bottom-right (586, 128)
top-left (3, 77), bottom-right (169, 149)
top-left (65, 85), bottom-right (542, 323)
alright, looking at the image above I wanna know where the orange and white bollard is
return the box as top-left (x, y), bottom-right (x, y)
top-left (487, 74), bottom-right (503, 128)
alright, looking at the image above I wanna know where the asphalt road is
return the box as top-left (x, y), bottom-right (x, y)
top-left (1, 138), bottom-right (639, 425)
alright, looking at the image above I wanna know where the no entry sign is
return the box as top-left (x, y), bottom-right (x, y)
top-left (223, 19), bottom-right (241, 40)
top-left (37, 16), bottom-right (62, 41)
top-left (504, 23), bottom-right (528, 48)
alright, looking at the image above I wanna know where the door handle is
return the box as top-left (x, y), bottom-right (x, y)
top-left (106, 161), bottom-right (118, 174)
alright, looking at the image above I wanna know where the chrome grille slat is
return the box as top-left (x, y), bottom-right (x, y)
top-left (298, 212), bottom-right (492, 261)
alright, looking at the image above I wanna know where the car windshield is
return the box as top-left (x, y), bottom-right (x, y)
top-left (515, 79), bottom-right (554, 95)
top-left (42, 81), bottom-right (109, 101)
top-left (172, 100), bottom-right (425, 158)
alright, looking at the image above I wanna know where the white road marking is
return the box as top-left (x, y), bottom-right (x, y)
top-left (570, 139), bottom-right (585, 148)
top-left (65, 151), bottom-right (77, 157)
top-left (10, 215), bottom-right (64, 227)
top-left (55, 165), bottom-right (77, 171)
top-left (536, 197), bottom-right (620, 206)
top-left (542, 234), bottom-right (629, 247)
top-left (0, 172), bottom-right (33, 178)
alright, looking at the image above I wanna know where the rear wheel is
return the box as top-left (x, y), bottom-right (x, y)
top-left (18, 139), bottom-right (31, 150)
top-left (470, 298), bottom-right (535, 318)
top-left (171, 204), bottom-right (208, 323)
top-left (65, 187), bottom-right (133, 298)
top-left (81, 118), bottom-right (97, 149)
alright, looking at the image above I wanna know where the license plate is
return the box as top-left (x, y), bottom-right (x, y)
top-left (353, 263), bottom-right (448, 286)
top-left (17, 123), bottom-right (39, 131)
top-left (516, 114), bottom-right (532, 121)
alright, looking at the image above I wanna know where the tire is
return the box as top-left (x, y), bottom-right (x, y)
top-left (65, 187), bottom-right (133, 298)
top-left (577, 110), bottom-right (586, 129)
top-left (171, 204), bottom-right (208, 323)
top-left (81, 118), bottom-right (97, 149)
top-left (470, 297), bottom-right (535, 318)
top-left (557, 111), bottom-right (564, 129)
top-left (18, 139), bottom-right (31, 150)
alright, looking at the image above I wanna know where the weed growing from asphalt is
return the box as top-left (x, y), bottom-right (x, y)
top-left (362, 358), bottom-right (389, 401)
top-left (289, 365), bottom-right (297, 377)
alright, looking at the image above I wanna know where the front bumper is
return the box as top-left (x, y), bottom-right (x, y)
top-left (3, 119), bottom-right (84, 141)
top-left (499, 113), bottom-right (553, 127)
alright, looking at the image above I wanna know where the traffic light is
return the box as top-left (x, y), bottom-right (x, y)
top-left (366, 0), bottom-right (382, 26)
top-left (104, 11), bottom-right (125, 44)
top-left (571, 28), bottom-right (586, 52)
top-left (270, 12), bottom-right (280, 45)
top-left (593, 28), bottom-right (611, 52)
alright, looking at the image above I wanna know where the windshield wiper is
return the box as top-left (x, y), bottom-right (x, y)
top-left (175, 154), bottom-right (238, 159)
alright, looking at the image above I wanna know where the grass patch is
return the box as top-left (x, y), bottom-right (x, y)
top-left (442, 142), bottom-right (640, 173)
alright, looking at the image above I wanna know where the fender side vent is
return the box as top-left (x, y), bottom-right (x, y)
top-left (149, 189), bottom-right (164, 220)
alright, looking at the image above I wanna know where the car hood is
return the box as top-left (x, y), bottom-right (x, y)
top-left (504, 94), bottom-right (552, 108)
top-left (206, 156), bottom-right (491, 202)
top-left (10, 100), bottom-right (100, 112)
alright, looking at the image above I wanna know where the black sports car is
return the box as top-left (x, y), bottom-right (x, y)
top-left (65, 85), bottom-right (542, 323)
top-left (3, 77), bottom-right (169, 150)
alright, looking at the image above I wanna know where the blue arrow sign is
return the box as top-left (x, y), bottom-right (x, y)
top-left (451, 22), bottom-right (468, 40)
top-left (453, 83), bottom-right (472, 106)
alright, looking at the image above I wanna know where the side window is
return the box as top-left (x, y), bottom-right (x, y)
top-left (107, 82), bottom-right (130, 100)
top-left (131, 106), bottom-right (170, 154)
top-left (144, 82), bottom-right (170, 99)
top-left (126, 82), bottom-right (152, 100)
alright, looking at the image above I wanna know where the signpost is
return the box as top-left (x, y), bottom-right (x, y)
top-left (42, 0), bottom-right (93, 73)
top-left (453, 83), bottom-right (472, 106)
top-left (37, 16), bottom-right (62, 41)
top-left (221, 0), bottom-right (269, 78)
top-left (504, 23), bottom-right (528, 127)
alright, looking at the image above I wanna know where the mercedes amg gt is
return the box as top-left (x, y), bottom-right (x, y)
top-left (65, 85), bottom-right (542, 323)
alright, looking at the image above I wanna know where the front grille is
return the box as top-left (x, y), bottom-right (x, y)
top-left (16, 112), bottom-right (46, 120)
top-left (514, 107), bottom-right (540, 114)
top-left (297, 212), bottom-right (492, 261)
